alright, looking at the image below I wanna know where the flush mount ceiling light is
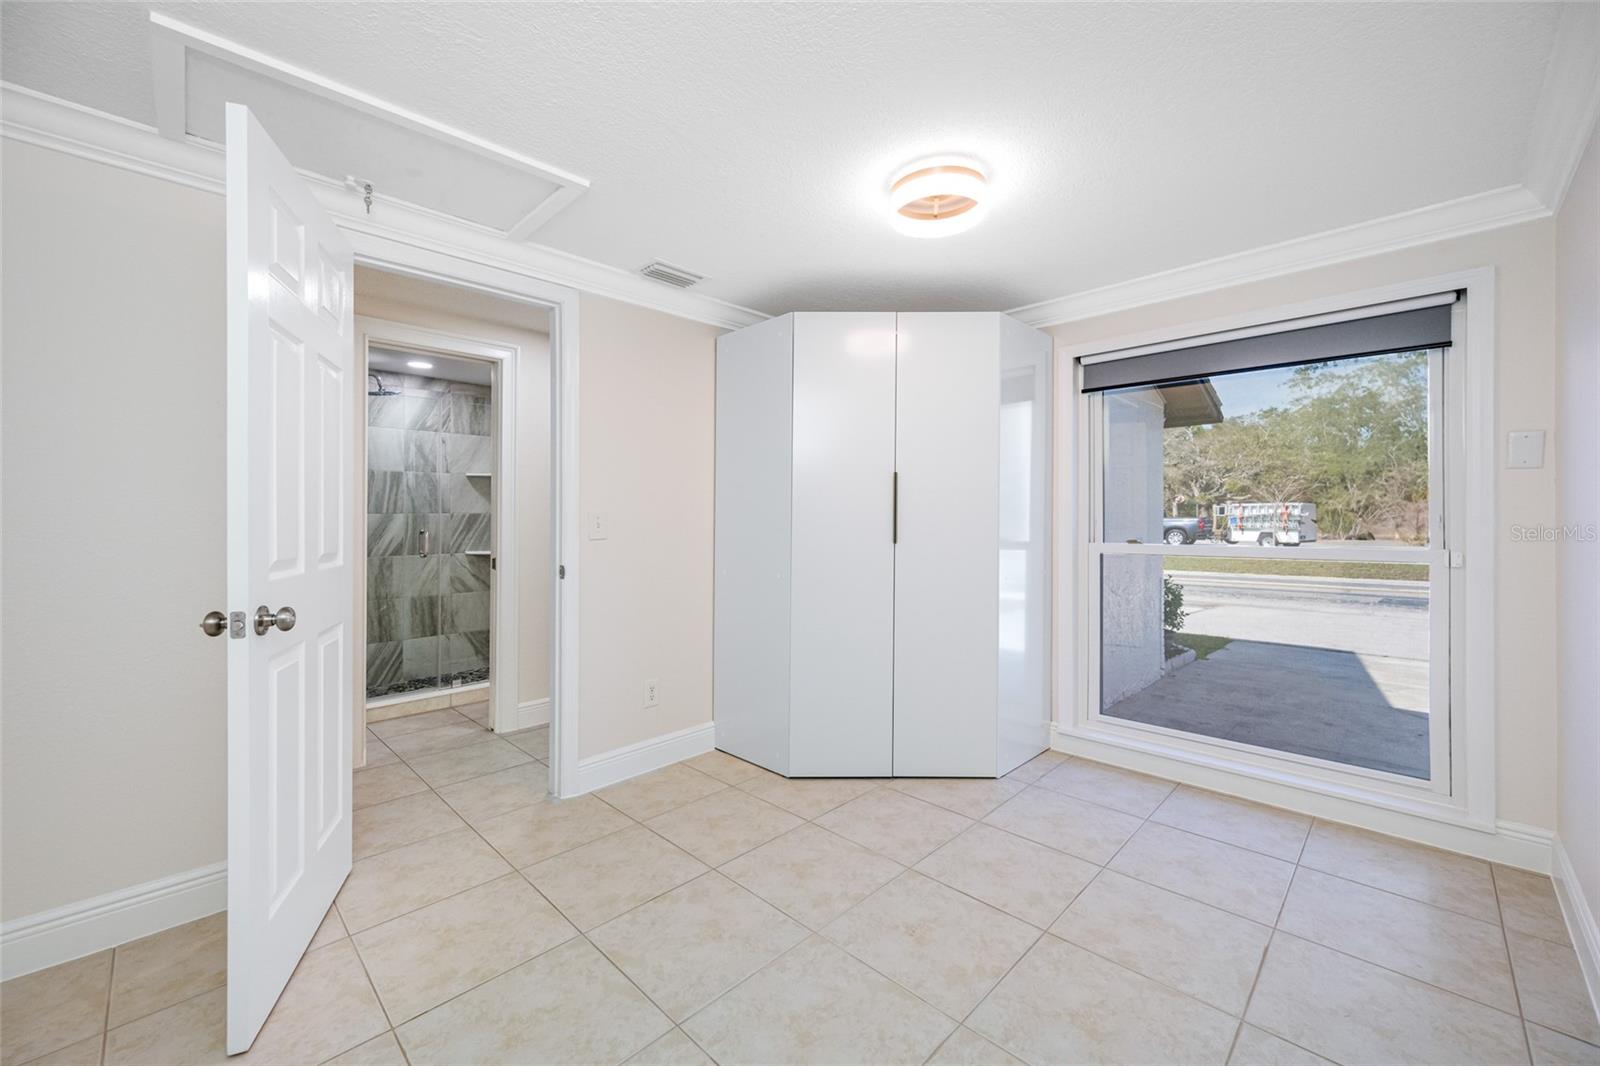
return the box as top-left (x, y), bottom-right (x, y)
top-left (887, 157), bottom-right (989, 238)
top-left (406, 359), bottom-right (434, 370)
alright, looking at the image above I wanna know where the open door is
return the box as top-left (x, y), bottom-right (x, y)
top-left (225, 102), bottom-right (355, 1054)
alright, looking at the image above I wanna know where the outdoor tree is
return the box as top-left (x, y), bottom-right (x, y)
top-left (1161, 351), bottom-right (1429, 540)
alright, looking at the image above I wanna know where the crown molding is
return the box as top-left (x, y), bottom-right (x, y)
top-left (0, 83), bottom-right (766, 331)
top-left (1523, 2), bottom-right (1600, 214)
top-left (1006, 184), bottom-right (1549, 328)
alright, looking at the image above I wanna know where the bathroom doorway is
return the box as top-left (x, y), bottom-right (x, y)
top-left (352, 266), bottom-right (555, 764)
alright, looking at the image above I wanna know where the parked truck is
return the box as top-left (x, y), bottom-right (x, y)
top-left (1162, 514), bottom-right (1213, 545)
top-left (1212, 501), bottom-right (1319, 546)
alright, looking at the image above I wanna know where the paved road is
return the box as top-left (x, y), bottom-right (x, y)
top-left (1165, 569), bottom-right (1429, 660)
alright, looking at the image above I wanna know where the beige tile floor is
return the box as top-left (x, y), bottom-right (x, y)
top-left (5, 719), bottom-right (1598, 1066)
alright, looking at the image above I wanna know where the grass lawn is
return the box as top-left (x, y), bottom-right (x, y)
top-left (1167, 632), bottom-right (1233, 660)
top-left (1161, 555), bottom-right (1428, 582)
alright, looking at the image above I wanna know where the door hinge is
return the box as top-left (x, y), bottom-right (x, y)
top-left (558, 564), bottom-right (566, 579)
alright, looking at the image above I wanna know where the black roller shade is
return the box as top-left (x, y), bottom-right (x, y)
top-left (1082, 301), bottom-right (1455, 393)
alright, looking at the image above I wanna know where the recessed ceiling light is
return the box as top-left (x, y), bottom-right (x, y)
top-left (888, 157), bottom-right (989, 238)
top-left (406, 359), bottom-right (434, 370)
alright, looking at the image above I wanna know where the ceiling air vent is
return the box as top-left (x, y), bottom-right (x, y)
top-left (639, 260), bottom-right (705, 289)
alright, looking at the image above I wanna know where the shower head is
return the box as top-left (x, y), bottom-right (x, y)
top-left (367, 373), bottom-right (401, 397)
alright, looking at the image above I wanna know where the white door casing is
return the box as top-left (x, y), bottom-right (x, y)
top-left (225, 102), bottom-right (355, 1054)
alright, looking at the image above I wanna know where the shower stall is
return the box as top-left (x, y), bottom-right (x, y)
top-left (364, 348), bottom-right (495, 702)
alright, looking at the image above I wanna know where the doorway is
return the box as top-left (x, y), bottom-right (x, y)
top-left (364, 345), bottom-right (498, 721)
top-left (351, 267), bottom-right (557, 769)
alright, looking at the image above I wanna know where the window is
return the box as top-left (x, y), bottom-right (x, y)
top-left (1081, 296), bottom-right (1457, 794)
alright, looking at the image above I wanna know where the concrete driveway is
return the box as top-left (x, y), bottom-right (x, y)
top-left (1107, 570), bottom-right (1433, 779)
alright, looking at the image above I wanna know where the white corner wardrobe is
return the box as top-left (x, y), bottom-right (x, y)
top-left (714, 312), bottom-right (1052, 779)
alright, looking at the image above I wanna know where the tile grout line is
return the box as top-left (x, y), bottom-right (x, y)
top-left (1491, 863), bottom-right (1537, 1064)
top-left (98, 939), bottom-right (116, 1066)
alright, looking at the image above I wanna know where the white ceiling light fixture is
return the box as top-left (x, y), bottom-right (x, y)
top-left (406, 359), bottom-right (434, 370)
top-left (887, 156), bottom-right (989, 238)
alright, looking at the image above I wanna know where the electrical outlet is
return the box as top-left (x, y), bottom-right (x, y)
top-left (643, 679), bottom-right (660, 708)
top-left (586, 512), bottom-right (608, 540)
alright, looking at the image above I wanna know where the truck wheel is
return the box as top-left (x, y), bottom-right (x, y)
top-left (1258, 532), bottom-right (1277, 547)
top-left (1165, 529), bottom-right (1188, 546)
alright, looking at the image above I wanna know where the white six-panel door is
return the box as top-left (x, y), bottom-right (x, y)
top-left (225, 103), bottom-right (355, 1054)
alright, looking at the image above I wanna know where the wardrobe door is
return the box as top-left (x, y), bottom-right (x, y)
top-left (789, 313), bottom-right (896, 776)
top-left (713, 315), bottom-right (795, 773)
top-left (893, 313), bottom-right (999, 776)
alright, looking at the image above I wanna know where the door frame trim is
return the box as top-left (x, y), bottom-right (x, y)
top-left (354, 314), bottom-right (522, 741)
top-left (347, 233), bottom-right (580, 798)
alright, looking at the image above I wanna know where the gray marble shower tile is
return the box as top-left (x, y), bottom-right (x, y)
top-left (446, 592), bottom-right (491, 635)
top-left (444, 473), bottom-right (492, 514)
top-left (368, 472), bottom-right (407, 514)
top-left (449, 381), bottom-right (491, 398)
top-left (405, 431), bottom-right (440, 473)
top-left (368, 556), bottom-right (396, 592)
top-left (445, 513), bottom-right (492, 553)
top-left (403, 472), bottom-right (440, 513)
top-left (444, 433), bottom-right (494, 475)
top-left (367, 514), bottom-right (411, 557)
top-left (392, 554), bottom-right (443, 598)
top-left (402, 636), bottom-right (443, 682)
top-left (406, 395), bottom-right (450, 433)
top-left (407, 595), bottom-right (443, 640)
top-left (447, 554), bottom-right (491, 593)
top-left (366, 641), bottom-right (402, 692)
top-left (368, 427), bottom-right (405, 472)
top-left (368, 597), bottom-right (403, 644)
top-left (367, 393), bottom-right (407, 428)
top-left (444, 631), bottom-right (490, 675)
top-left (451, 395), bottom-right (492, 436)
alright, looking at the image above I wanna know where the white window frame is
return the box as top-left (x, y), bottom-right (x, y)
top-left (1055, 268), bottom-right (1498, 837)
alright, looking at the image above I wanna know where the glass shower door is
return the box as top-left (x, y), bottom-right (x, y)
top-left (365, 359), bottom-right (494, 698)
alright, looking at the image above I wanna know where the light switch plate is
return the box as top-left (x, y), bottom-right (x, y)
top-left (586, 512), bottom-right (608, 540)
top-left (1507, 430), bottom-right (1545, 469)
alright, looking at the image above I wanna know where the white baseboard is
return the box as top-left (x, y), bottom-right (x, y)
top-left (1552, 835), bottom-right (1600, 1024)
top-left (501, 697), bottom-right (551, 733)
top-left (570, 721), bottom-right (715, 795)
top-left (1052, 725), bottom-right (1554, 871)
top-left (1, 862), bottom-right (226, 981)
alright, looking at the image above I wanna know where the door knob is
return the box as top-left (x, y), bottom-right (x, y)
top-left (200, 610), bottom-right (229, 637)
top-left (254, 605), bottom-right (297, 635)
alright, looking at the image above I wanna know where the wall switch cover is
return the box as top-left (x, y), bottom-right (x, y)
top-left (586, 512), bottom-right (608, 540)
top-left (1507, 430), bottom-right (1545, 469)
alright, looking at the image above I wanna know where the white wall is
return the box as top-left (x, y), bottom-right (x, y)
top-left (1049, 218), bottom-right (1562, 832)
top-left (576, 294), bottom-right (720, 759)
top-left (1554, 119), bottom-right (1599, 936)
top-left (352, 273), bottom-right (553, 708)
top-left (2, 142), bottom-right (228, 919)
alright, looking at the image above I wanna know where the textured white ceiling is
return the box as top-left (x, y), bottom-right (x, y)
top-left (1, 2), bottom-right (1567, 313)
